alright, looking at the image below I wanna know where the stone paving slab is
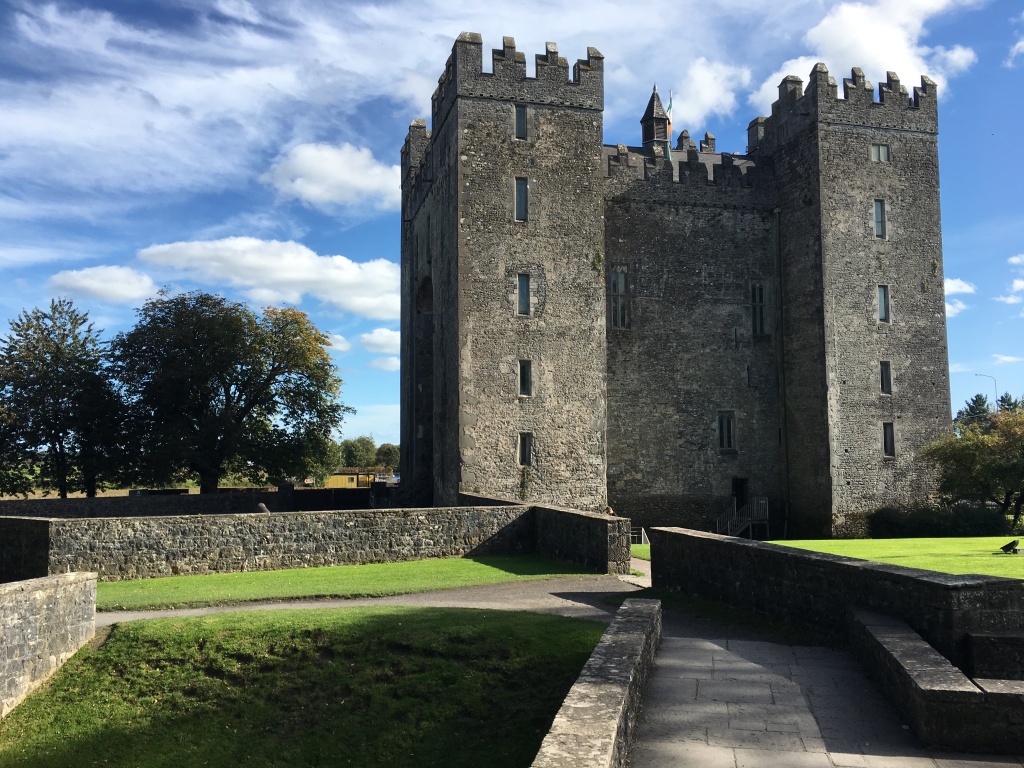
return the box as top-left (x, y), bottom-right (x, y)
top-left (627, 611), bottom-right (1024, 768)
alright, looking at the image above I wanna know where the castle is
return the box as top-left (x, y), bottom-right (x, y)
top-left (399, 32), bottom-right (951, 538)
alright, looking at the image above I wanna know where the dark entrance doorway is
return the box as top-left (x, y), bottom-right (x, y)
top-left (731, 477), bottom-right (748, 509)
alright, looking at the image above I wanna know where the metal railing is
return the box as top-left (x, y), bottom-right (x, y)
top-left (716, 496), bottom-right (769, 538)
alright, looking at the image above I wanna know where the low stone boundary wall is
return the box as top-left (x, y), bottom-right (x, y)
top-left (967, 632), bottom-right (1024, 680)
top-left (532, 599), bottom-right (662, 768)
top-left (851, 609), bottom-right (1024, 753)
top-left (534, 505), bottom-right (631, 576)
top-left (1, 503), bottom-right (629, 582)
top-left (0, 491), bottom-right (284, 519)
top-left (649, 527), bottom-right (1024, 667)
top-left (1, 572), bottom-right (96, 718)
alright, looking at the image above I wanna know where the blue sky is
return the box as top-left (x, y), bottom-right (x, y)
top-left (1, 0), bottom-right (1022, 444)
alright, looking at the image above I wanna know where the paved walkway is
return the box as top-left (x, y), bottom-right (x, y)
top-left (628, 609), bottom-right (1023, 768)
top-left (97, 560), bottom-right (1022, 766)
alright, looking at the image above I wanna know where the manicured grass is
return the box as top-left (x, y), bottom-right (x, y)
top-left (774, 537), bottom-right (1024, 580)
top-left (631, 544), bottom-right (650, 561)
top-left (0, 607), bottom-right (602, 768)
top-left (97, 555), bottom-right (596, 611)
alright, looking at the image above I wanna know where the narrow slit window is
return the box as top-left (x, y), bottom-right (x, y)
top-left (882, 422), bottom-right (896, 457)
top-left (609, 265), bottom-right (629, 329)
top-left (514, 105), bottom-right (527, 139)
top-left (517, 274), bottom-right (530, 316)
top-left (718, 411), bottom-right (736, 452)
top-left (870, 143), bottom-right (890, 162)
top-left (519, 360), bottom-right (532, 397)
top-left (880, 361), bottom-right (892, 394)
top-left (874, 199), bottom-right (887, 238)
top-left (515, 177), bottom-right (528, 221)
top-left (518, 432), bottom-right (534, 466)
top-left (751, 281), bottom-right (766, 335)
top-left (878, 284), bottom-right (890, 323)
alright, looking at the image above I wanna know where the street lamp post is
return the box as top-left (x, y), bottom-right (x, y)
top-left (975, 373), bottom-right (999, 411)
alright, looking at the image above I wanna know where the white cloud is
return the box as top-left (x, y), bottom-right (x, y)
top-left (368, 356), bottom-right (400, 372)
top-left (944, 277), bottom-right (975, 295)
top-left (994, 355), bottom-right (1024, 365)
top-left (329, 334), bottom-right (352, 352)
top-left (360, 328), bottom-right (400, 354)
top-left (1009, 254), bottom-right (1024, 266)
top-left (948, 362), bottom-right (971, 373)
top-left (995, 295), bottom-right (1023, 305)
top-left (749, 0), bottom-right (979, 114)
top-left (671, 59), bottom-right (752, 125)
top-left (1013, 279), bottom-right (1024, 292)
top-left (1007, 38), bottom-right (1024, 67)
top-left (48, 265), bottom-right (156, 303)
top-left (945, 298), bottom-right (968, 318)
top-left (260, 143), bottom-right (400, 213)
top-left (138, 237), bottom-right (399, 319)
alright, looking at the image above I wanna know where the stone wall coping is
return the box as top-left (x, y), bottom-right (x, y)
top-left (652, 527), bottom-right (1021, 591)
top-left (24, 505), bottom-right (531, 524)
top-left (533, 503), bottom-right (623, 522)
top-left (0, 571), bottom-right (97, 598)
top-left (531, 598), bottom-right (662, 768)
top-left (975, 678), bottom-right (1024, 695)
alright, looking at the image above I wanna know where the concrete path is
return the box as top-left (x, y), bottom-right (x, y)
top-left (96, 573), bottom-right (639, 627)
top-left (628, 610), bottom-right (1024, 768)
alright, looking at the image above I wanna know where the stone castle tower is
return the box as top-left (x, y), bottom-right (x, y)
top-left (401, 32), bottom-right (951, 538)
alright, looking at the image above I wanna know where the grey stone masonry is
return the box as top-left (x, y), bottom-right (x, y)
top-left (650, 527), bottom-right (1024, 669)
top-left (532, 598), bottom-right (661, 768)
top-left (1, 503), bottom-right (630, 582)
top-left (1, 572), bottom-right (96, 718)
top-left (403, 34), bottom-right (952, 537)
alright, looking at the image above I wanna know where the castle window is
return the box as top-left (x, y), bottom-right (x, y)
top-left (609, 265), bottom-right (629, 329)
top-left (874, 199), bottom-right (887, 238)
top-left (751, 281), bottom-right (766, 335)
top-left (878, 285), bottom-right (891, 323)
top-left (870, 143), bottom-right (890, 162)
top-left (718, 411), bottom-right (736, 452)
top-left (515, 105), bottom-right (527, 140)
top-left (882, 422), bottom-right (896, 457)
top-left (517, 274), bottom-right (531, 315)
top-left (880, 361), bottom-right (892, 394)
top-left (515, 177), bottom-right (528, 221)
top-left (519, 360), bottom-right (532, 397)
top-left (518, 432), bottom-right (534, 466)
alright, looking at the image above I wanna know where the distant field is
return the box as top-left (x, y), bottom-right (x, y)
top-left (97, 555), bottom-right (596, 611)
top-left (773, 537), bottom-right (1024, 580)
top-left (631, 544), bottom-right (651, 561)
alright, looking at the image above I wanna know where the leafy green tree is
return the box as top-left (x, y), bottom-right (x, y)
top-left (0, 299), bottom-right (120, 497)
top-left (375, 442), bottom-right (399, 470)
top-left (0, 404), bottom-right (32, 497)
top-left (922, 409), bottom-right (1024, 528)
top-left (340, 435), bottom-right (377, 468)
top-left (997, 392), bottom-right (1022, 413)
top-left (954, 393), bottom-right (992, 431)
top-left (112, 292), bottom-right (350, 493)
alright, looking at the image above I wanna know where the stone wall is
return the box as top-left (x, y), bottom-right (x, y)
top-left (2, 503), bottom-right (629, 582)
top-left (533, 505), bottom-right (631, 575)
top-left (1, 572), bottom-right (96, 718)
top-left (0, 491), bottom-right (283, 519)
top-left (649, 527), bottom-right (1024, 668)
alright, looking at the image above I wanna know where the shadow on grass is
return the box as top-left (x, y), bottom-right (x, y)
top-left (0, 607), bottom-right (602, 768)
top-left (463, 554), bottom-right (597, 577)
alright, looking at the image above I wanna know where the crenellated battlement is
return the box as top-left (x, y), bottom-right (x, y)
top-left (748, 63), bottom-right (938, 154)
top-left (429, 32), bottom-right (603, 131)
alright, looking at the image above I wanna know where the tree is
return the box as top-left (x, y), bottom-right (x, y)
top-left (0, 299), bottom-right (121, 497)
top-left (112, 292), bottom-right (350, 493)
top-left (922, 409), bottom-right (1024, 528)
top-left (375, 442), bottom-right (399, 470)
top-left (954, 393), bottom-right (992, 431)
top-left (340, 435), bottom-right (377, 468)
top-left (997, 392), bottom-right (1022, 413)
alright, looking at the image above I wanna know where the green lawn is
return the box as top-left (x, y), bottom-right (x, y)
top-left (0, 607), bottom-right (602, 768)
top-left (774, 537), bottom-right (1024, 579)
top-left (97, 555), bottom-right (595, 611)
top-left (631, 544), bottom-right (650, 561)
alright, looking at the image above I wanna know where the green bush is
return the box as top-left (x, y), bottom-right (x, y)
top-left (868, 504), bottom-right (1010, 538)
